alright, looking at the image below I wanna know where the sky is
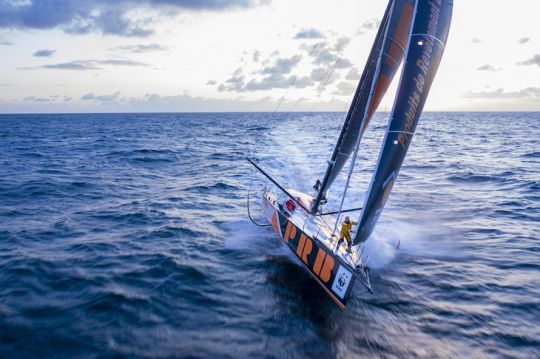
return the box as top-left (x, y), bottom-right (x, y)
top-left (0, 0), bottom-right (539, 113)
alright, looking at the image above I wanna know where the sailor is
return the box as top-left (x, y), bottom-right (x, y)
top-left (338, 216), bottom-right (357, 252)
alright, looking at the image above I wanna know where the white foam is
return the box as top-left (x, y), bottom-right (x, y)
top-left (362, 216), bottom-right (462, 269)
top-left (221, 220), bottom-right (294, 259)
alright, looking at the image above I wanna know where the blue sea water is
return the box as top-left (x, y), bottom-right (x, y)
top-left (0, 112), bottom-right (539, 358)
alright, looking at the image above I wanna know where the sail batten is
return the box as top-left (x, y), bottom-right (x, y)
top-left (353, 0), bottom-right (453, 245)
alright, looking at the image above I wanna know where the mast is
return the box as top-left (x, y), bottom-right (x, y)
top-left (353, 0), bottom-right (453, 244)
top-left (311, 0), bottom-right (393, 214)
top-left (333, 0), bottom-right (397, 233)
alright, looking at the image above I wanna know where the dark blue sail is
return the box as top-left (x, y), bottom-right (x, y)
top-left (312, 0), bottom-right (415, 213)
top-left (354, 0), bottom-right (453, 244)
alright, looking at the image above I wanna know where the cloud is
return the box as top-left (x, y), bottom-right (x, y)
top-left (333, 81), bottom-right (356, 96)
top-left (218, 68), bottom-right (246, 92)
top-left (0, 0), bottom-right (268, 37)
top-left (302, 37), bottom-right (352, 68)
top-left (463, 87), bottom-right (540, 100)
top-left (42, 62), bottom-right (100, 71)
top-left (309, 67), bottom-right (341, 87)
top-left (4, 90), bottom-right (352, 113)
top-left (218, 36), bottom-right (353, 93)
top-left (244, 74), bottom-right (314, 91)
top-left (261, 55), bottom-right (302, 75)
top-left (81, 91), bottom-right (121, 102)
top-left (517, 54), bottom-right (540, 67)
top-left (122, 92), bottom-right (348, 112)
top-left (218, 54), bottom-right (307, 92)
top-left (0, 40), bottom-right (13, 45)
top-left (356, 19), bottom-right (380, 35)
top-left (252, 50), bottom-right (261, 62)
top-left (33, 49), bottom-right (56, 57)
top-left (111, 43), bottom-right (169, 53)
top-left (206, 79), bottom-right (217, 85)
top-left (472, 37), bottom-right (482, 43)
top-left (518, 37), bottom-right (530, 44)
top-left (314, 71), bottom-right (341, 92)
top-left (477, 64), bottom-right (500, 72)
top-left (23, 96), bottom-right (51, 102)
top-left (20, 59), bottom-right (148, 71)
top-left (345, 67), bottom-right (360, 81)
top-left (294, 28), bottom-right (325, 39)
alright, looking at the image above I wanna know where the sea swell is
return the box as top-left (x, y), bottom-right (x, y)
top-left (0, 112), bottom-right (538, 358)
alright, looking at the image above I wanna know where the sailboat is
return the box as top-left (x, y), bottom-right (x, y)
top-left (248, 0), bottom-right (453, 308)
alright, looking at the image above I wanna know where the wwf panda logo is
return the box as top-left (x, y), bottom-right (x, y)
top-left (338, 272), bottom-right (348, 288)
top-left (331, 266), bottom-right (352, 299)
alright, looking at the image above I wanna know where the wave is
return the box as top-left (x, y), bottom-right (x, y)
top-left (1, 112), bottom-right (539, 358)
top-left (185, 182), bottom-right (239, 193)
top-left (522, 151), bottom-right (540, 158)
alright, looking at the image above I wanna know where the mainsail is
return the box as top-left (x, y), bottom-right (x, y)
top-left (312, 0), bottom-right (416, 213)
top-left (354, 0), bottom-right (453, 244)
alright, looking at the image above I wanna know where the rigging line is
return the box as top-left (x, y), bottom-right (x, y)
top-left (247, 185), bottom-right (272, 227)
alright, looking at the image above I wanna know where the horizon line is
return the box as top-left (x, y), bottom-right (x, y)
top-left (1, 110), bottom-right (540, 116)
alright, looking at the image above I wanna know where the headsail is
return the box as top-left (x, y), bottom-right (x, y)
top-left (353, 0), bottom-right (453, 244)
top-left (312, 0), bottom-right (415, 213)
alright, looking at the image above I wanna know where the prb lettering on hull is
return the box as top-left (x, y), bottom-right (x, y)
top-left (272, 209), bottom-right (356, 309)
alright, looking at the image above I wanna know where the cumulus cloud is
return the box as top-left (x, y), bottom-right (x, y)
top-left (333, 81), bottom-right (356, 96)
top-left (20, 59), bottom-right (148, 71)
top-left (302, 37), bottom-right (352, 68)
top-left (206, 79), bottom-right (217, 85)
top-left (345, 67), bottom-right (360, 81)
top-left (518, 37), bottom-right (530, 44)
top-left (517, 54), bottom-right (540, 67)
top-left (218, 54), bottom-right (308, 92)
top-left (294, 28), bottom-right (325, 39)
top-left (218, 36), bottom-right (353, 93)
top-left (218, 68), bottom-right (246, 92)
top-left (356, 19), bottom-right (380, 35)
top-left (0, 0), bottom-right (268, 37)
top-left (33, 49), bottom-right (56, 57)
top-left (477, 64), bottom-right (500, 72)
top-left (261, 55), bottom-right (302, 75)
top-left (463, 87), bottom-right (540, 99)
top-left (111, 43), bottom-right (169, 53)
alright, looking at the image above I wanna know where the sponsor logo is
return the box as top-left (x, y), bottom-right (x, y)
top-left (331, 265), bottom-right (352, 299)
top-left (283, 221), bottom-right (335, 283)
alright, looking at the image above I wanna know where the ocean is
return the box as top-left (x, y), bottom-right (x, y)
top-left (0, 112), bottom-right (538, 358)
